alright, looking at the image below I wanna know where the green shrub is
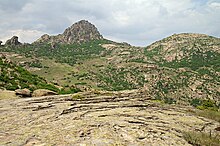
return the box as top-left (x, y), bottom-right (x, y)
top-left (190, 99), bottom-right (218, 111)
top-left (72, 94), bottom-right (83, 99)
top-left (183, 131), bottom-right (220, 146)
top-left (192, 109), bottom-right (220, 122)
top-left (59, 87), bottom-right (80, 94)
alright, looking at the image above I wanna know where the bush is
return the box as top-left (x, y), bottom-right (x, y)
top-left (192, 109), bottom-right (220, 122)
top-left (59, 87), bottom-right (80, 94)
top-left (183, 131), bottom-right (220, 146)
top-left (72, 94), bottom-right (83, 99)
top-left (190, 99), bottom-right (218, 111)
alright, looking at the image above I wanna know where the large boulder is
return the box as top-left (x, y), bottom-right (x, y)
top-left (32, 89), bottom-right (57, 97)
top-left (15, 88), bottom-right (31, 97)
top-left (5, 36), bottom-right (21, 46)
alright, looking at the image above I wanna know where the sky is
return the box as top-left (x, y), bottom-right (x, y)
top-left (0, 0), bottom-right (219, 46)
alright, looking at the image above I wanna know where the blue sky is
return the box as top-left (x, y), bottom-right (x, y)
top-left (0, 0), bottom-right (219, 46)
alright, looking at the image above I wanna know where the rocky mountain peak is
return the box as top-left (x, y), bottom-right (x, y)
top-left (35, 20), bottom-right (103, 44)
top-left (63, 20), bottom-right (103, 43)
top-left (5, 36), bottom-right (21, 46)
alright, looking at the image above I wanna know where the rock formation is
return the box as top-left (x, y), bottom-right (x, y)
top-left (35, 20), bottom-right (103, 44)
top-left (32, 89), bottom-right (57, 97)
top-left (15, 88), bottom-right (31, 97)
top-left (62, 20), bottom-right (103, 43)
top-left (0, 90), bottom-right (219, 145)
top-left (5, 36), bottom-right (21, 46)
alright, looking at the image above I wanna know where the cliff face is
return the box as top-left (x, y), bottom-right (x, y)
top-left (35, 20), bottom-right (103, 44)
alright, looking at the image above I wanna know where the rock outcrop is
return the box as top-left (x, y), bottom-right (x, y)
top-left (5, 36), bottom-right (21, 46)
top-left (35, 20), bottom-right (103, 44)
top-left (0, 90), bottom-right (219, 145)
top-left (32, 89), bottom-right (57, 97)
top-left (15, 88), bottom-right (31, 97)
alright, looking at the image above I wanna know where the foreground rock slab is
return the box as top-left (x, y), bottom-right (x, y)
top-left (0, 91), bottom-right (219, 145)
top-left (32, 89), bottom-right (57, 97)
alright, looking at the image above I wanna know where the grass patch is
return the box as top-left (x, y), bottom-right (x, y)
top-left (183, 131), bottom-right (220, 146)
top-left (72, 94), bottom-right (84, 100)
top-left (192, 109), bottom-right (220, 122)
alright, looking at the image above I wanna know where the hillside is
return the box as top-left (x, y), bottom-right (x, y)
top-left (0, 54), bottom-right (58, 92)
top-left (0, 54), bottom-right (80, 95)
top-left (0, 20), bottom-right (219, 108)
top-left (0, 20), bottom-right (220, 145)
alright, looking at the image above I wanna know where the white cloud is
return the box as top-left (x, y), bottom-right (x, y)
top-left (0, 29), bottom-right (45, 44)
top-left (209, 2), bottom-right (220, 9)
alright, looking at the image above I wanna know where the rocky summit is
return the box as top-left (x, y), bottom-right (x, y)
top-left (5, 36), bottom-right (21, 46)
top-left (35, 20), bottom-right (103, 44)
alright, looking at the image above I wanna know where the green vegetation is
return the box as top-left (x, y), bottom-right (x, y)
top-left (0, 33), bottom-right (219, 106)
top-left (72, 94), bottom-right (83, 99)
top-left (59, 86), bottom-right (81, 94)
top-left (23, 60), bottom-right (43, 68)
top-left (162, 50), bottom-right (220, 72)
top-left (191, 109), bottom-right (220, 123)
top-left (1, 39), bottom-right (111, 66)
top-left (144, 45), bottom-right (163, 61)
top-left (190, 99), bottom-right (218, 111)
top-left (97, 66), bottom-right (145, 91)
top-left (0, 56), bottom-right (80, 94)
top-left (0, 56), bottom-right (59, 91)
top-left (183, 131), bottom-right (220, 146)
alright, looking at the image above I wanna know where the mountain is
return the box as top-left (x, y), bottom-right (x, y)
top-left (34, 20), bottom-right (103, 44)
top-left (0, 20), bottom-right (220, 146)
top-left (143, 33), bottom-right (220, 105)
top-left (0, 21), bottom-right (219, 108)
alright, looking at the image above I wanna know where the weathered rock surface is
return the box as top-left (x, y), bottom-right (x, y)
top-left (32, 89), bottom-right (57, 97)
top-left (0, 90), bottom-right (219, 145)
top-left (35, 20), bottom-right (103, 44)
top-left (15, 88), bottom-right (31, 97)
top-left (5, 36), bottom-right (21, 46)
top-left (0, 90), bottom-right (17, 100)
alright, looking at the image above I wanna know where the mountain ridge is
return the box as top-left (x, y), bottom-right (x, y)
top-left (34, 20), bottom-right (103, 44)
top-left (0, 20), bottom-right (219, 107)
top-left (0, 21), bottom-right (220, 145)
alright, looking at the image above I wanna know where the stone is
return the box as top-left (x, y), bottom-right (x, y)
top-left (0, 90), bottom-right (219, 145)
top-left (15, 88), bottom-right (31, 97)
top-left (50, 42), bottom-right (56, 49)
top-left (0, 40), bottom-right (2, 46)
top-left (34, 20), bottom-right (103, 44)
top-left (35, 34), bottom-right (50, 43)
top-left (32, 89), bottom-right (57, 97)
top-left (5, 36), bottom-right (21, 46)
top-left (62, 20), bottom-right (103, 43)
